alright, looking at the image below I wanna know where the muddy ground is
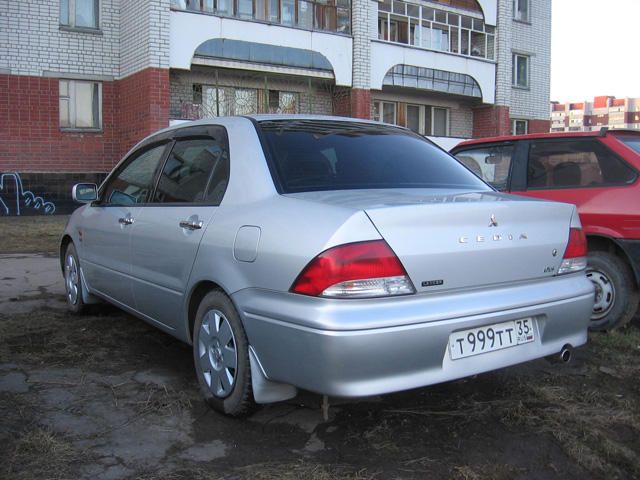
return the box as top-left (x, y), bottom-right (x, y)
top-left (1, 218), bottom-right (639, 479)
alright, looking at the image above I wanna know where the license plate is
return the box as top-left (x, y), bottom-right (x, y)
top-left (449, 318), bottom-right (535, 360)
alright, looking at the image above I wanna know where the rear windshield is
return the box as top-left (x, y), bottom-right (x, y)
top-left (618, 135), bottom-right (640, 154)
top-left (258, 120), bottom-right (490, 193)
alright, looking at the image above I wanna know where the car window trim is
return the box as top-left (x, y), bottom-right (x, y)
top-left (523, 138), bottom-right (639, 191)
top-left (96, 140), bottom-right (173, 207)
top-left (146, 126), bottom-right (231, 207)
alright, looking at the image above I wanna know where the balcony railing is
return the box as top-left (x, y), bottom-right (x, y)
top-left (377, 0), bottom-right (495, 61)
top-left (170, 0), bottom-right (351, 34)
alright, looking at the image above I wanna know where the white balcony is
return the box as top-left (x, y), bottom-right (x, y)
top-left (370, 41), bottom-right (496, 104)
top-left (169, 10), bottom-right (353, 86)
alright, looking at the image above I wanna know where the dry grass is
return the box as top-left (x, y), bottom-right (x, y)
top-left (489, 328), bottom-right (640, 478)
top-left (133, 461), bottom-right (376, 480)
top-left (3, 427), bottom-right (80, 480)
top-left (0, 215), bottom-right (69, 254)
top-left (227, 461), bottom-right (377, 480)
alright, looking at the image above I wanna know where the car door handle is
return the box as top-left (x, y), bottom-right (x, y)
top-left (118, 217), bottom-right (134, 225)
top-left (179, 220), bottom-right (203, 230)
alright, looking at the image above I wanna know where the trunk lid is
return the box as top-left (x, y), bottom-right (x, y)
top-left (286, 189), bottom-right (576, 293)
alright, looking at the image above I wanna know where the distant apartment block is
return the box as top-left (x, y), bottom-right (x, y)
top-left (0, 0), bottom-right (552, 213)
top-left (551, 96), bottom-right (640, 133)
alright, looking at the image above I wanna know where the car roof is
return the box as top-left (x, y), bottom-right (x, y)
top-left (453, 129), bottom-right (640, 149)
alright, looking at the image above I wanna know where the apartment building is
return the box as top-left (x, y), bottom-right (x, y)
top-left (0, 0), bottom-right (552, 214)
top-left (551, 96), bottom-right (640, 133)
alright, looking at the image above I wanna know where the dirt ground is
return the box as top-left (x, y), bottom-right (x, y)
top-left (1, 217), bottom-right (639, 480)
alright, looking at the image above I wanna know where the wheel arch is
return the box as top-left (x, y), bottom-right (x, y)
top-left (186, 280), bottom-right (231, 345)
top-left (59, 234), bottom-right (73, 272)
top-left (587, 234), bottom-right (639, 287)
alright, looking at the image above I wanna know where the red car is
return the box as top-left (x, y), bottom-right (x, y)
top-left (451, 129), bottom-right (640, 330)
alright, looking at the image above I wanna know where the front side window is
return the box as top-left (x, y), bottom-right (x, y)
top-left (453, 145), bottom-right (514, 190)
top-left (512, 119), bottom-right (528, 135)
top-left (526, 140), bottom-right (638, 190)
top-left (259, 120), bottom-right (490, 193)
top-left (512, 54), bottom-right (529, 88)
top-left (60, 0), bottom-right (99, 28)
top-left (513, 0), bottom-right (530, 22)
top-left (101, 144), bottom-right (168, 205)
top-left (153, 134), bottom-right (230, 205)
top-left (59, 80), bottom-right (102, 130)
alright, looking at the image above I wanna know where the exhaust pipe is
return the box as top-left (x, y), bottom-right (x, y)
top-left (546, 344), bottom-right (573, 364)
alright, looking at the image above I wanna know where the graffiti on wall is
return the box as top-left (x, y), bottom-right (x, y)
top-left (0, 172), bottom-right (56, 215)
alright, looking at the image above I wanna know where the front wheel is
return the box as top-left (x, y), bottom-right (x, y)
top-left (192, 290), bottom-right (255, 416)
top-left (63, 243), bottom-right (87, 314)
top-left (586, 251), bottom-right (639, 331)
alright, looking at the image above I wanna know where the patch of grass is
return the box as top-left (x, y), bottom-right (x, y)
top-left (452, 463), bottom-right (523, 480)
top-left (132, 462), bottom-right (376, 480)
top-left (4, 427), bottom-right (79, 480)
top-left (0, 215), bottom-right (69, 254)
top-left (491, 334), bottom-right (640, 479)
top-left (227, 461), bottom-right (377, 480)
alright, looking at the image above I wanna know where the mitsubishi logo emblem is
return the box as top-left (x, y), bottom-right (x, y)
top-left (489, 214), bottom-right (498, 227)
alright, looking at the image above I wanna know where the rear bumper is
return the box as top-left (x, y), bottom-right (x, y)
top-left (233, 274), bottom-right (594, 397)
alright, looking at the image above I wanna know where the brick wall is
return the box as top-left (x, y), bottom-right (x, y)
top-left (473, 105), bottom-right (511, 138)
top-left (495, 0), bottom-right (551, 126)
top-left (0, 0), bottom-right (120, 77)
top-left (0, 74), bottom-right (120, 173)
top-left (118, 68), bottom-right (170, 156)
top-left (528, 119), bottom-right (550, 134)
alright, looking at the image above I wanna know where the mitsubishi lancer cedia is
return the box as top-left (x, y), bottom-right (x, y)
top-left (61, 116), bottom-right (594, 416)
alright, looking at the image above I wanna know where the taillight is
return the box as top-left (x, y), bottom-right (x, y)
top-left (557, 228), bottom-right (588, 274)
top-left (290, 240), bottom-right (415, 298)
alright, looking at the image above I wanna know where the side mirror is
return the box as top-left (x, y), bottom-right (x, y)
top-left (72, 183), bottom-right (98, 203)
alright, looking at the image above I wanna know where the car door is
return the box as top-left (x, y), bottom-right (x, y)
top-left (129, 126), bottom-right (230, 330)
top-left (79, 142), bottom-right (170, 307)
top-left (510, 138), bottom-right (638, 235)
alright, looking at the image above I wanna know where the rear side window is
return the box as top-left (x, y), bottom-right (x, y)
top-left (258, 120), bottom-right (489, 193)
top-left (101, 144), bottom-right (167, 205)
top-left (527, 139), bottom-right (637, 189)
top-left (618, 136), bottom-right (640, 154)
top-left (153, 133), bottom-right (229, 204)
top-left (453, 145), bottom-right (514, 190)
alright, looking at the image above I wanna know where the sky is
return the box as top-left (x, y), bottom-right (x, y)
top-left (551, 0), bottom-right (640, 102)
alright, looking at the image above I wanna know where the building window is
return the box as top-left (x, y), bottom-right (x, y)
top-left (512, 119), bottom-right (528, 135)
top-left (60, 0), bottom-right (99, 29)
top-left (512, 54), bottom-right (529, 88)
top-left (170, 0), bottom-right (350, 34)
top-left (513, 0), bottom-right (530, 22)
top-left (59, 80), bottom-right (102, 130)
top-left (195, 85), bottom-right (299, 117)
top-left (372, 101), bottom-right (397, 124)
top-left (373, 101), bottom-right (449, 136)
top-left (377, 0), bottom-right (496, 60)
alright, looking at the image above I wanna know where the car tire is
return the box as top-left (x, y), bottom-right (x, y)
top-left (63, 243), bottom-right (87, 314)
top-left (586, 251), bottom-right (639, 331)
top-left (192, 290), bottom-right (255, 417)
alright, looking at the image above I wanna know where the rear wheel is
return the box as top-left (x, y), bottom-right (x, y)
top-left (586, 251), bottom-right (639, 331)
top-left (192, 290), bottom-right (255, 416)
top-left (64, 243), bottom-right (87, 314)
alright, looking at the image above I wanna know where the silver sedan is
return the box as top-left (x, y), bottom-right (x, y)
top-left (61, 116), bottom-right (594, 416)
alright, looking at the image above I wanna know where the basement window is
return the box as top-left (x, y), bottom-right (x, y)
top-left (60, 0), bottom-right (99, 29)
top-left (59, 80), bottom-right (102, 130)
